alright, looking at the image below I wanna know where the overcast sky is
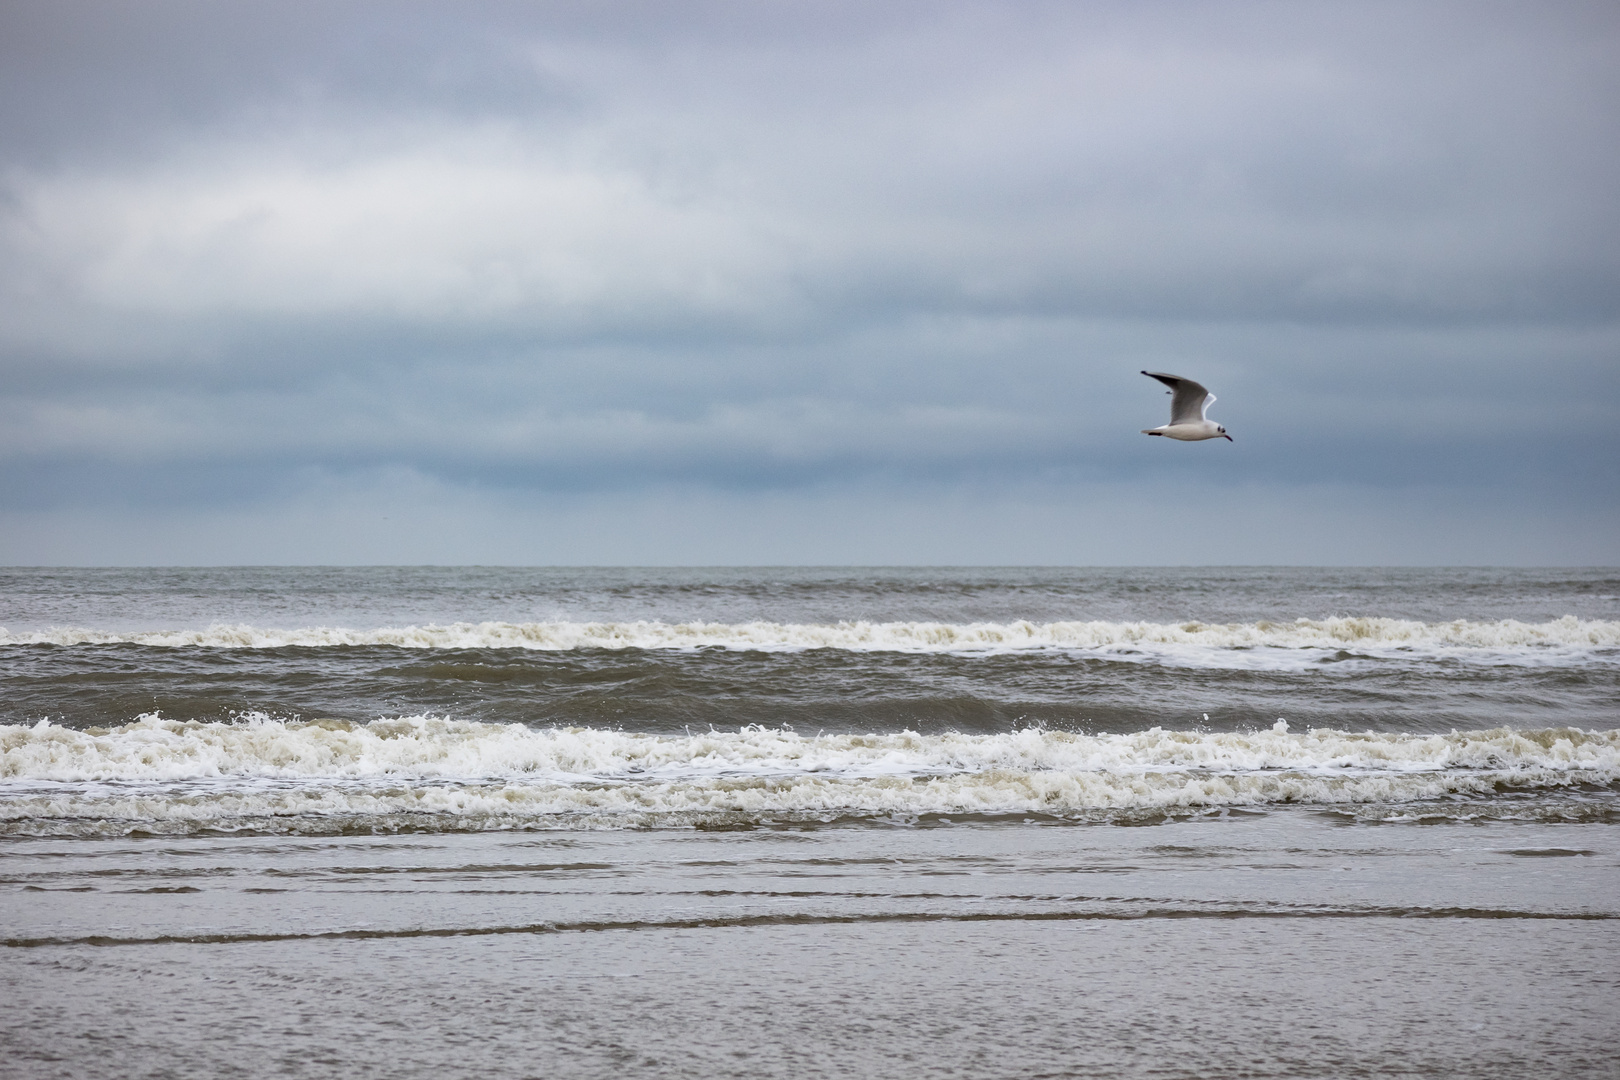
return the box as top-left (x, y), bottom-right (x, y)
top-left (1, 0), bottom-right (1615, 565)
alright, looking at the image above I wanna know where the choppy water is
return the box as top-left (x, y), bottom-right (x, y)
top-left (3, 567), bottom-right (1618, 1078)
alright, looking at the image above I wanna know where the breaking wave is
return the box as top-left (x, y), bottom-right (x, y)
top-left (2, 615), bottom-right (1617, 667)
top-left (4, 716), bottom-right (1617, 835)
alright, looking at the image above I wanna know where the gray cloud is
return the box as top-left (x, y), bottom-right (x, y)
top-left (0, 0), bottom-right (1615, 563)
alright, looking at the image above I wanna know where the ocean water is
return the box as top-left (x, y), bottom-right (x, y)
top-left (3, 566), bottom-right (1618, 1078)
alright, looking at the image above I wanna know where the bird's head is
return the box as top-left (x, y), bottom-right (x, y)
top-left (1218, 426), bottom-right (1232, 441)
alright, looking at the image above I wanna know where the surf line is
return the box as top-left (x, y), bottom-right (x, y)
top-left (7, 904), bottom-right (1617, 949)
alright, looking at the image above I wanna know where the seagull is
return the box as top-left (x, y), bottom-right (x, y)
top-left (1140, 371), bottom-right (1232, 441)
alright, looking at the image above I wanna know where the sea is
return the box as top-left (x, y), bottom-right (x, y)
top-left (2, 566), bottom-right (1618, 1079)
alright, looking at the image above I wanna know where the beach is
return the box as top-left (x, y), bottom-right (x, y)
top-left (3, 566), bottom-right (1618, 1077)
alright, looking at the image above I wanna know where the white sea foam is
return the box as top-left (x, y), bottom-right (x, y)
top-left (1, 616), bottom-right (1616, 667)
top-left (3, 716), bottom-right (1616, 834)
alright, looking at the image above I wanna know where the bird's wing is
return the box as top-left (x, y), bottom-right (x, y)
top-left (1141, 371), bottom-right (1212, 425)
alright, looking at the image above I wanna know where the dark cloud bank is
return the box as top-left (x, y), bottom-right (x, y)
top-left (1, 0), bottom-right (1615, 564)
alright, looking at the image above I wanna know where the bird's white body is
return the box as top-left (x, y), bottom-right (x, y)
top-left (1139, 371), bottom-right (1232, 442)
top-left (1144, 418), bottom-right (1226, 441)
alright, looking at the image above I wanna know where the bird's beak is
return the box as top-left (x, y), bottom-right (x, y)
top-left (1223, 434), bottom-right (1233, 441)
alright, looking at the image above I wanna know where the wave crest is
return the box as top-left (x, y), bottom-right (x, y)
top-left (4, 716), bottom-right (1616, 835)
top-left (2, 615), bottom-right (1616, 664)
